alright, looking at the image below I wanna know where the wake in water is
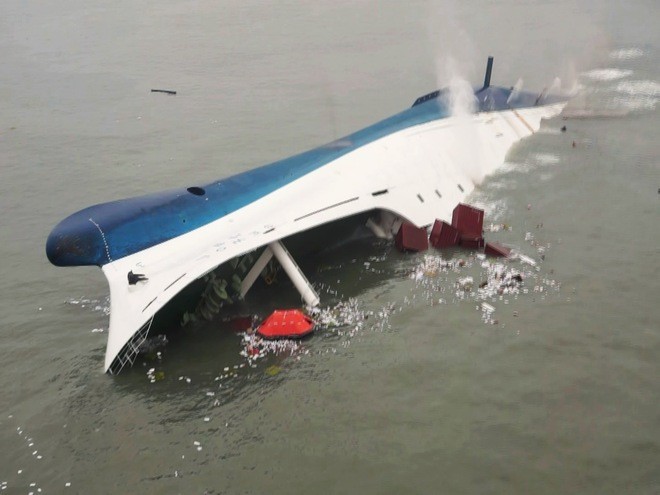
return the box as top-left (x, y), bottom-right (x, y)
top-left (609, 48), bottom-right (644, 60)
top-left (566, 46), bottom-right (658, 117)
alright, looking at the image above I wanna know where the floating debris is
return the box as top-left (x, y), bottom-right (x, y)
top-left (481, 302), bottom-right (496, 313)
top-left (457, 276), bottom-right (474, 291)
top-left (151, 88), bottom-right (177, 95)
top-left (517, 254), bottom-right (537, 267)
top-left (146, 368), bottom-right (165, 383)
top-left (485, 223), bottom-right (512, 232)
top-left (395, 222), bottom-right (429, 252)
top-left (308, 298), bottom-right (367, 331)
top-left (239, 333), bottom-right (304, 364)
top-left (265, 365), bottom-right (282, 377)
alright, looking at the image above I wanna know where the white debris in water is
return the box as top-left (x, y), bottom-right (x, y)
top-left (66, 297), bottom-right (110, 316)
top-left (481, 302), bottom-right (496, 313)
top-left (410, 255), bottom-right (467, 280)
top-left (407, 247), bottom-right (559, 325)
top-left (91, 328), bottom-right (104, 333)
top-left (309, 298), bottom-right (367, 331)
top-left (239, 333), bottom-right (304, 364)
top-left (517, 254), bottom-right (537, 267)
top-left (457, 276), bottom-right (474, 291)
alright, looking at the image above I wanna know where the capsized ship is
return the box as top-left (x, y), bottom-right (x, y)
top-left (46, 58), bottom-right (568, 373)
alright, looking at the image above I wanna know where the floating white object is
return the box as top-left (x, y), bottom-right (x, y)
top-left (518, 254), bottom-right (537, 266)
top-left (481, 302), bottom-right (496, 313)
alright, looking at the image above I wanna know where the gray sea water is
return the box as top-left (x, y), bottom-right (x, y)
top-left (1, 1), bottom-right (659, 493)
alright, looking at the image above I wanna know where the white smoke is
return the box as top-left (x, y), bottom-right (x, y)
top-left (435, 56), bottom-right (486, 185)
top-left (507, 78), bottom-right (524, 105)
top-left (444, 72), bottom-right (478, 116)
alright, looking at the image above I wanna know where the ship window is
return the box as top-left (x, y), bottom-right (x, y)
top-left (187, 186), bottom-right (206, 196)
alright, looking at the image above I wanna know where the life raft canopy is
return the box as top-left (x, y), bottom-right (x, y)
top-left (256, 310), bottom-right (315, 340)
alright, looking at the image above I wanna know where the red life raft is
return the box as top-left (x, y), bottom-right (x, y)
top-left (256, 310), bottom-right (315, 340)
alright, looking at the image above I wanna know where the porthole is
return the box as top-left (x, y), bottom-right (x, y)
top-left (187, 186), bottom-right (206, 196)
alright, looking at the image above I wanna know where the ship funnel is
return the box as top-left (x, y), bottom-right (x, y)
top-left (483, 56), bottom-right (494, 88)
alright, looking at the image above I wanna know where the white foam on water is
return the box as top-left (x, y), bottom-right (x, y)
top-left (471, 198), bottom-right (509, 222)
top-left (530, 153), bottom-right (560, 166)
top-left (609, 48), bottom-right (644, 60)
top-left (615, 80), bottom-right (660, 96)
top-left (484, 178), bottom-right (516, 191)
top-left (539, 172), bottom-right (554, 183)
top-left (491, 161), bottom-right (526, 175)
top-left (612, 80), bottom-right (660, 111)
top-left (583, 68), bottom-right (633, 81)
top-left (66, 296), bottom-right (110, 316)
top-left (537, 127), bottom-right (563, 136)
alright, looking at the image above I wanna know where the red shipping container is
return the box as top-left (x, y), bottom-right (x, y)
top-left (452, 203), bottom-right (484, 237)
top-left (395, 222), bottom-right (429, 252)
top-left (484, 242), bottom-right (511, 258)
top-left (460, 235), bottom-right (485, 249)
top-left (429, 220), bottom-right (460, 248)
